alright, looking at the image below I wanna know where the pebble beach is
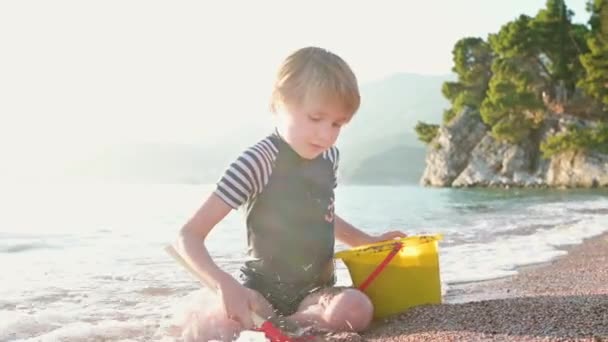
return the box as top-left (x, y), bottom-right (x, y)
top-left (326, 232), bottom-right (608, 342)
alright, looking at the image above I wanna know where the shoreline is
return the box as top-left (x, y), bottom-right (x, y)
top-left (327, 232), bottom-right (608, 341)
top-left (442, 238), bottom-right (588, 304)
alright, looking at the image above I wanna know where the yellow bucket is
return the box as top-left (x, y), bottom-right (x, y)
top-left (334, 234), bottom-right (443, 319)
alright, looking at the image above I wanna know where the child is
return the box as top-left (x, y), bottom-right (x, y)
top-left (173, 46), bottom-right (407, 341)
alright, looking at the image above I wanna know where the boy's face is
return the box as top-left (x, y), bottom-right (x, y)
top-left (277, 98), bottom-right (352, 159)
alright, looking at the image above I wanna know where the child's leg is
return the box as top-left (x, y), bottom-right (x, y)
top-left (174, 288), bottom-right (277, 342)
top-left (287, 287), bottom-right (373, 333)
top-left (180, 305), bottom-right (241, 342)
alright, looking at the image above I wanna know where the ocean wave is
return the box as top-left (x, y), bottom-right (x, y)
top-left (440, 213), bottom-right (608, 285)
top-left (0, 242), bottom-right (57, 253)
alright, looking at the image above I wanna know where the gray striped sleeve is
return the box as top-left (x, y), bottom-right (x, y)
top-left (323, 146), bottom-right (340, 189)
top-left (214, 138), bottom-right (278, 209)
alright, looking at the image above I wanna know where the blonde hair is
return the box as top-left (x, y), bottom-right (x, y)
top-left (270, 47), bottom-right (360, 115)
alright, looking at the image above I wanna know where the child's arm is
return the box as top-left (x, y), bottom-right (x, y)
top-left (335, 214), bottom-right (407, 247)
top-left (173, 193), bottom-right (255, 328)
top-left (334, 215), bottom-right (373, 247)
top-left (174, 193), bottom-right (233, 289)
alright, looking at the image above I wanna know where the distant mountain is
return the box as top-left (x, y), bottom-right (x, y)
top-left (55, 73), bottom-right (452, 184)
top-left (339, 142), bottom-right (429, 185)
top-left (339, 73), bottom-right (451, 149)
top-left (337, 73), bottom-right (452, 184)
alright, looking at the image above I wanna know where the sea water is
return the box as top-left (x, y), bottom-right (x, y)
top-left (1, 183), bottom-right (607, 341)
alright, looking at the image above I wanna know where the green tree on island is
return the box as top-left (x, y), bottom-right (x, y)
top-left (579, 0), bottom-right (608, 112)
top-left (417, 0), bottom-right (607, 155)
top-left (414, 121), bottom-right (440, 144)
top-left (532, 0), bottom-right (589, 97)
top-left (481, 14), bottom-right (547, 143)
top-left (441, 37), bottom-right (494, 124)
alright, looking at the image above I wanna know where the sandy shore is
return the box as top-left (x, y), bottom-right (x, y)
top-left (325, 232), bottom-right (608, 342)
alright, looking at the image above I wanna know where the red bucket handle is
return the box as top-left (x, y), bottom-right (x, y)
top-left (357, 241), bottom-right (403, 291)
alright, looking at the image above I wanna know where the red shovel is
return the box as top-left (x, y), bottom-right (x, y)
top-left (164, 245), bottom-right (297, 342)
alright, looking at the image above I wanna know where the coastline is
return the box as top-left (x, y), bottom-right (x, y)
top-left (327, 232), bottom-right (608, 341)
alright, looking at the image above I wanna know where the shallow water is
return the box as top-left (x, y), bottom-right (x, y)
top-left (1, 183), bottom-right (607, 341)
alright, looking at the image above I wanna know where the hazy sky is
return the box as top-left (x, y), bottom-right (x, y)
top-left (0, 0), bottom-right (589, 162)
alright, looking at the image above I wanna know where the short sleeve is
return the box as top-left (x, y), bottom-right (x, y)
top-left (332, 147), bottom-right (340, 188)
top-left (322, 146), bottom-right (340, 189)
top-left (214, 138), bottom-right (278, 209)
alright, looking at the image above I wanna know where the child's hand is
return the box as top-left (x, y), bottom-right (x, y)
top-left (217, 274), bottom-right (256, 329)
top-left (368, 230), bottom-right (407, 244)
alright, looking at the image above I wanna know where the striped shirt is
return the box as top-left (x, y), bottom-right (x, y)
top-left (214, 132), bottom-right (340, 209)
